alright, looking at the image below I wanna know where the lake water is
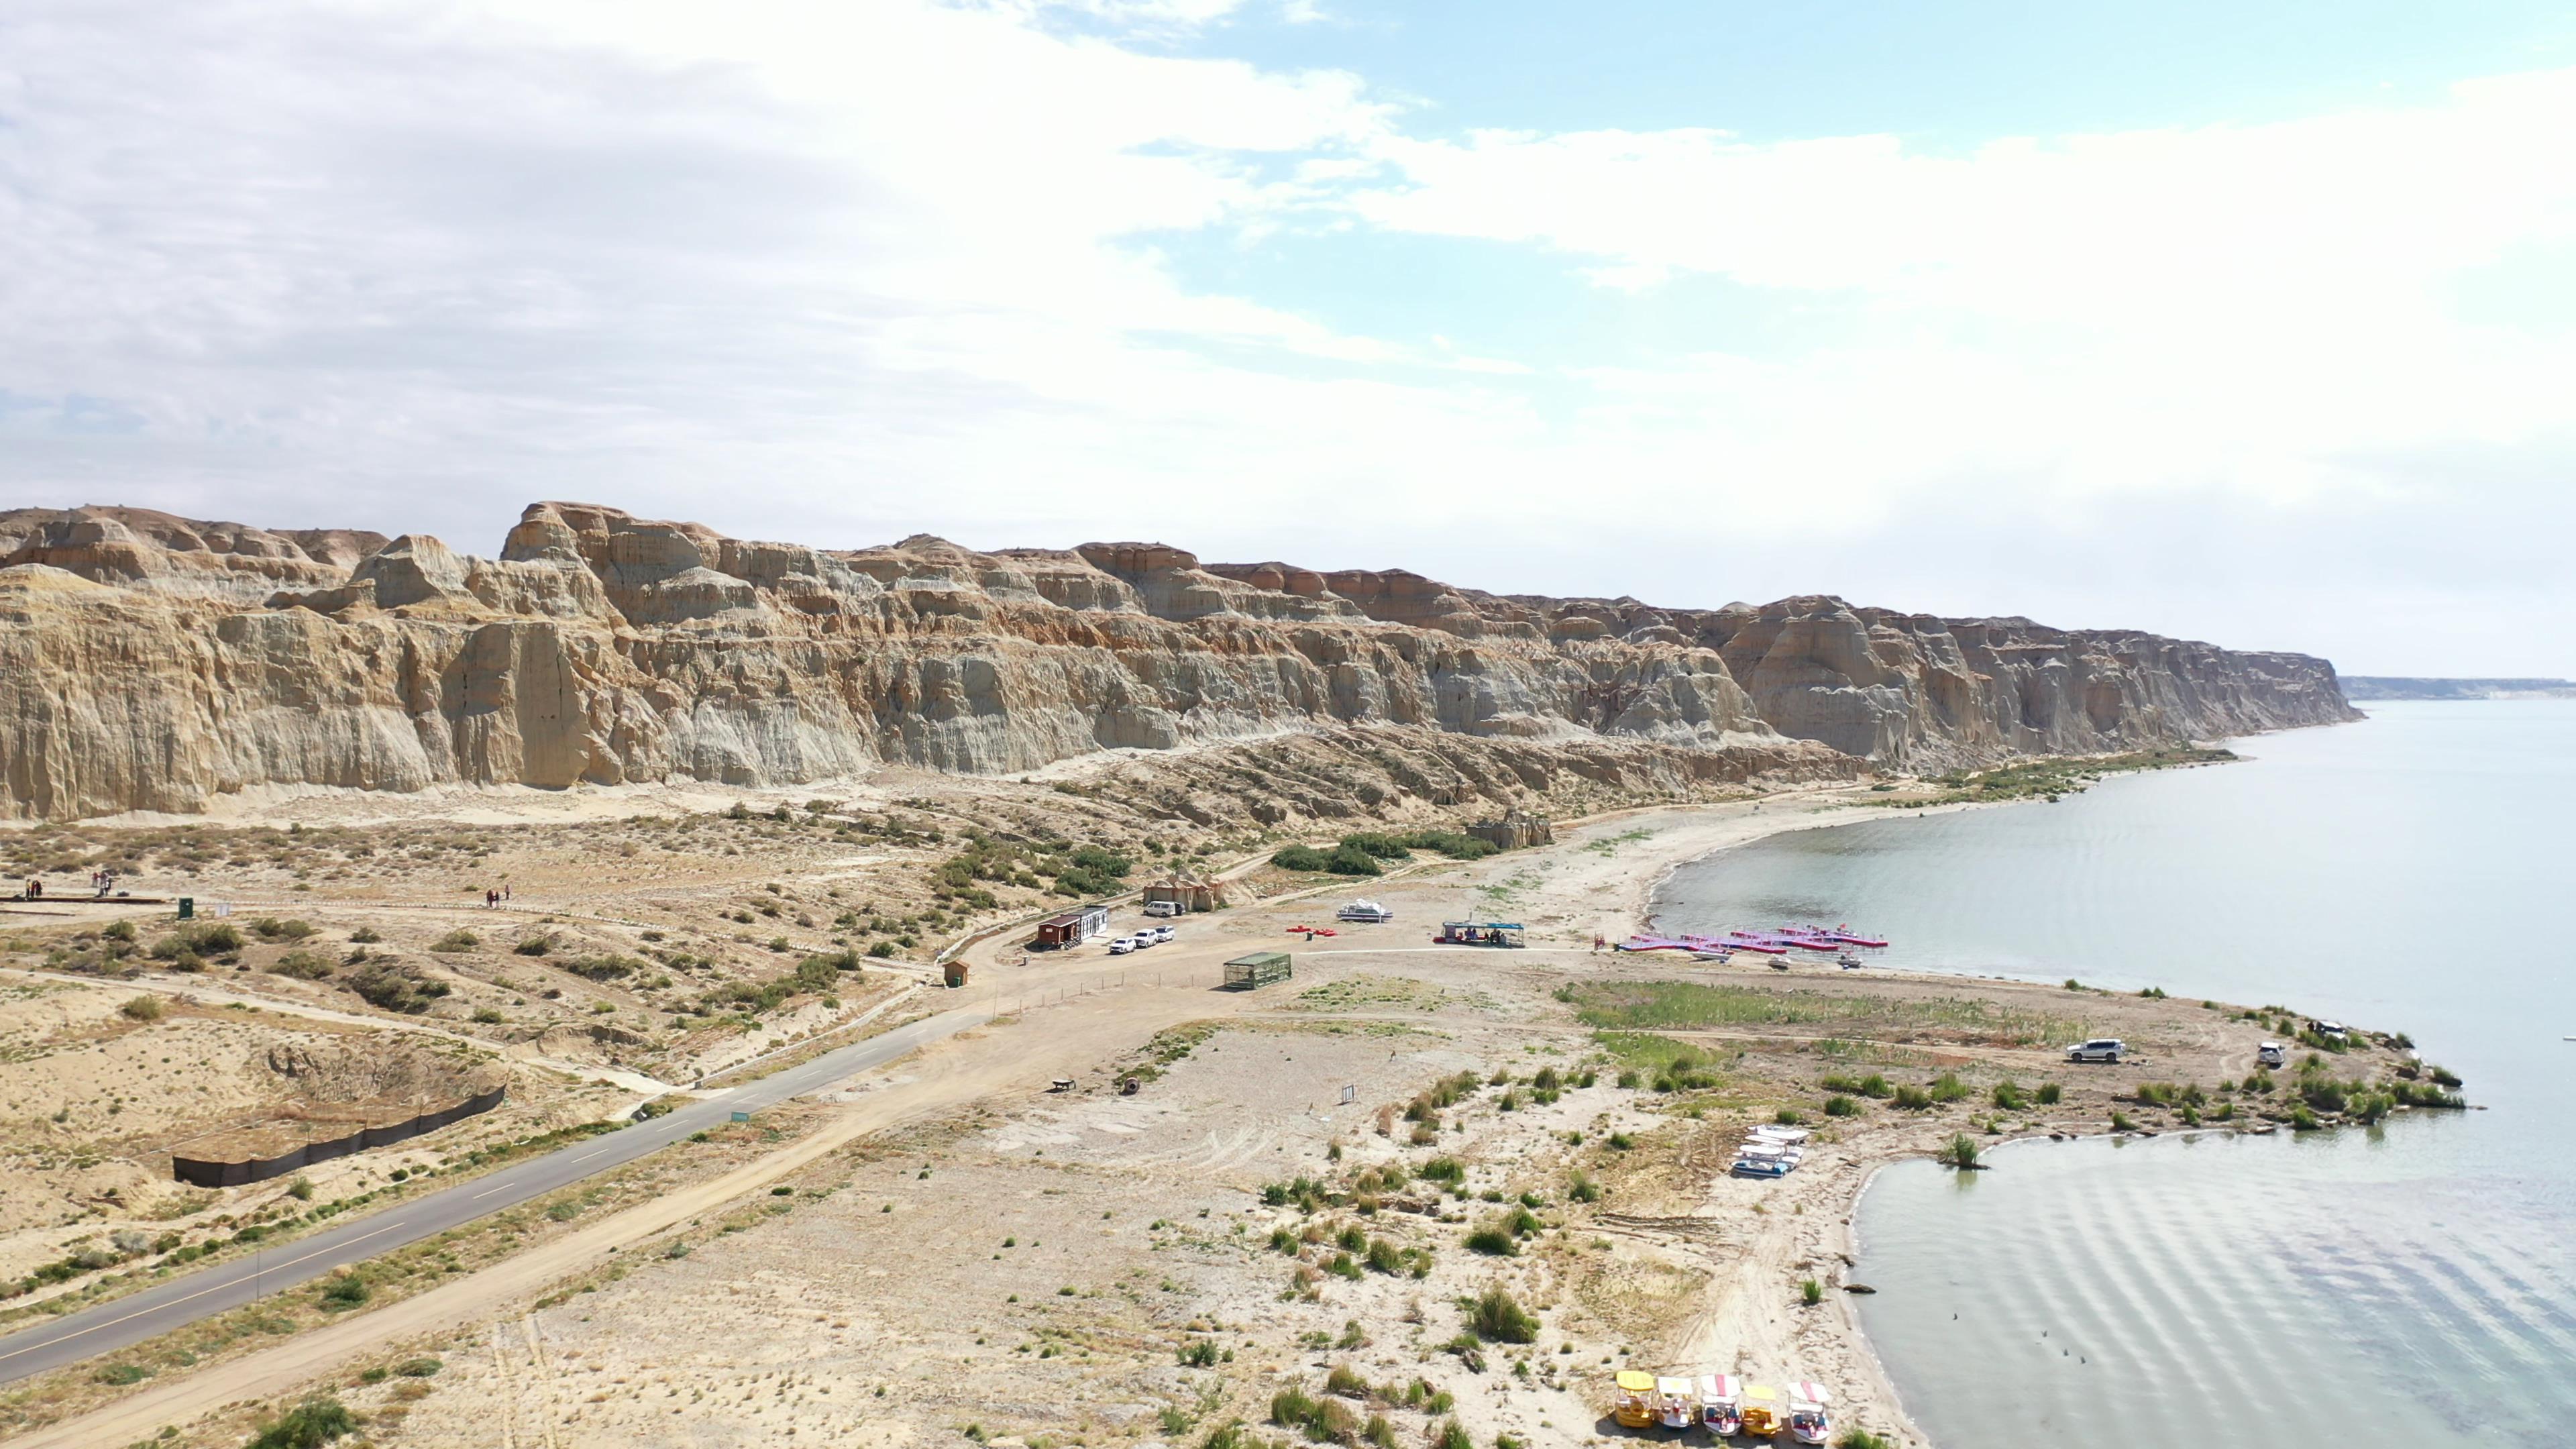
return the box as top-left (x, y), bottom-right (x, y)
top-left (1652, 700), bottom-right (2576, 1447)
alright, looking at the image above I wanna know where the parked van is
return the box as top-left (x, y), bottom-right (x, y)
top-left (1142, 900), bottom-right (1181, 918)
top-left (2066, 1038), bottom-right (2127, 1063)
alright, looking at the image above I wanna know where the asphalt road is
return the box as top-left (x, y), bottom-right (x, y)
top-left (0, 1005), bottom-right (984, 1386)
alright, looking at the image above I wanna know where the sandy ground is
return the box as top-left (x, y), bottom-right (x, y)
top-left (2, 777), bottom-right (2418, 1449)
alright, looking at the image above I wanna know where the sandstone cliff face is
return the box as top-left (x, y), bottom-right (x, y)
top-left (0, 502), bottom-right (2358, 821)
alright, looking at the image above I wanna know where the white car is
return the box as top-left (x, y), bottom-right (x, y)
top-left (2066, 1038), bottom-right (2127, 1063)
top-left (1107, 936), bottom-right (1137, 955)
top-left (2256, 1041), bottom-right (2287, 1069)
top-left (1151, 925), bottom-right (1175, 944)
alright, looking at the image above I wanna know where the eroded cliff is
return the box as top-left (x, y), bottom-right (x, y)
top-left (0, 502), bottom-right (2357, 821)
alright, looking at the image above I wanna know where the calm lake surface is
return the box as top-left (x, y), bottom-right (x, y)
top-left (1652, 700), bottom-right (2576, 1447)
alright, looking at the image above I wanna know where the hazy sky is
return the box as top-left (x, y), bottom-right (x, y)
top-left (5, 1), bottom-right (2573, 674)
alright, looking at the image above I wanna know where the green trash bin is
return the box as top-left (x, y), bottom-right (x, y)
top-left (176, 898), bottom-right (195, 920)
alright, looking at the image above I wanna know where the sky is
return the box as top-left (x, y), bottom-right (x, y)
top-left (3, 0), bottom-right (2574, 675)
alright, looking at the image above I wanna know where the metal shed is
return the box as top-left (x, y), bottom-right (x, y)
top-left (1222, 951), bottom-right (1293, 989)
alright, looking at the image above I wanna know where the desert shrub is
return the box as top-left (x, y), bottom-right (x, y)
top-left (317, 1273), bottom-right (372, 1311)
top-left (2035, 1081), bottom-right (2062, 1105)
top-left (1836, 1430), bottom-right (1895, 1449)
top-left (795, 951), bottom-right (861, 992)
top-left (513, 936), bottom-right (553, 957)
top-left (95, 1362), bottom-right (152, 1385)
top-left (1891, 1085), bottom-right (1933, 1110)
top-left (269, 951), bottom-right (334, 980)
top-left (1468, 1285), bottom-right (1539, 1343)
top-left (245, 1397), bottom-right (358, 1449)
top-left (1326, 1362), bottom-right (1368, 1398)
top-left (2109, 1111), bottom-right (2139, 1132)
top-left (251, 917), bottom-right (315, 942)
top-left (1178, 1338), bottom-right (1221, 1367)
top-left (1990, 1080), bottom-right (2027, 1111)
top-left (1432, 1420), bottom-right (1472, 1449)
top-left (1417, 1157), bottom-right (1465, 1184)
top-left (1939, 1134), bottom-right (1980, 1169)
top-left (1801, 1277), bottom-right (1823, 1305)
top-left (429, 930), bottom-right (478, 954)
top-left (1566, 1170), bottom-right (1601, 1203)
top-left (152, 922), bottom-right (241, 961)
top-left (1929, 1073), bottom-right (1970, 1104)
top-left (118, 996), bottom-right (164, 1022)
top-left (560, 954), bottom-right (641, 981)
top-left (346, 961), bottom-right (449, 1014)
top-left (1462, 1228), bottom-right (1516, 1257)
top-left (394, 1357), bottom-right (441, 1377)
top-left (1823, 1094), bottom-right (1860, 1118)
top-left (347, 926), bottom-right (381, 944)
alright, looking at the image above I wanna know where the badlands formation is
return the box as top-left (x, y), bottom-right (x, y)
top-left (0, 502), bottom-right (2358, 822)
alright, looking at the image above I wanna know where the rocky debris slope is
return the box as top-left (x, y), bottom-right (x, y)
top-left (0, 502), bottom-right (2358, 821)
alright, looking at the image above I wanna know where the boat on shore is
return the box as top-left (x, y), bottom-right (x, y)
top-left (1786, 1382), bottom-right (1832, 1444)
top-left (1699, 1374), bottom-right (1743, 1436)
top-left (1655, 1375), bottom-right (1697, 1429)
top-left (1611, 1370), bottom-right (1658, 1428)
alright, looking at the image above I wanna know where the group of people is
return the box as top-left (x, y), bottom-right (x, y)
top-left (18, 870), bottom-right (124, 900)
top-left (482, 884), bottom-right (513, 908)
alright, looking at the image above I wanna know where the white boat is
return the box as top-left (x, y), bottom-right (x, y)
top-left (1786, 1382), bottom-right (1831, 1444)
top-left (1731, 1144), bottom-right (1795, 1178)
top-left (1697, 1373), bottom-right (1743, 1436)
top-left (1336, 900), bottom-right (1393, 922)
top-left (1654, 1375), bottom-right (1697, 1430)
top-left (1750, 1125), bottom-right (1811, 1144)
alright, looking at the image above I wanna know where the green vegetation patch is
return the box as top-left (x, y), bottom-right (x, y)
top-left (1562, 979), bottom-right (2089, 1049)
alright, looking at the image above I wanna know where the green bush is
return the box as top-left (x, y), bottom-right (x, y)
top-left (1823, 1095), bottom-right (1860, 1118)
top-left (95, 1362), bottom-right (152, 1385)
top-left (317, 1273), bottom-right (372, 1311)
top-left (246, 1397), bottom-right (359, 1449)
top-left (1324, 845), bottom-right (1383, 877)
top-left (560, 954), bottom-right (642, 981)
top-left (1939, 1134), bottom-right (1980, 1169)
top-left (345, 961), bottom-right (449, 1014)
top-left (1990, 1080), bottom-right (2027, 1111)
top-left (1271, 845), bottom-right (1331, 872)
top-left (1463, 1228), bottom-right (1517, 1256)
top-left (1432, 1419), bottom-right (1472, 1449)
top-left (513, 936), bottom-right (553, 957)
top-left (429, 930), bottom-right (478, 953)
top-left (251, 917), bottom-right (315, 942)
top-left (2035, 1081), bottom-right (2062, 1106)
top-left (1891, 1085), bottom-right (1933, 1110)
top-left (1836, 1430), bottom-right (1896, 1449)
top-left (1468, 1285), bottom-right (1539, 1343)
top-left (152, 922), bottom-right (241, 961)
top-left (1801, 1277), bottom-right (1823, 1305)
top-left (1929, 1073), bottom-right (1970, 1104)
top-left (269, 950), bottom-right (334, 980)
top-left (118, 996), bottom-right (164, 1022)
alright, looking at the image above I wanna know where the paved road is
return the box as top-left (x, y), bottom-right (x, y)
top-left (0, 1006), bottom-right (984, 1386)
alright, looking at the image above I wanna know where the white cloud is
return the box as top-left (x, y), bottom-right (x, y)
top-left (0, 3), bottom-right (2569, 672)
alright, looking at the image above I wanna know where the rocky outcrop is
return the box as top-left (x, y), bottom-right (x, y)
top-left (0, 501), bottom-right (2359, 821)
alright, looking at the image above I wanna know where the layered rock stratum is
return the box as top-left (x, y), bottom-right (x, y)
top-left (0, 503), bottom-right (2359, 822)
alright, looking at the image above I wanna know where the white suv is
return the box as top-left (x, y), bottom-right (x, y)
top-left (2066, 1038), bottom-right (2126, 1063)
